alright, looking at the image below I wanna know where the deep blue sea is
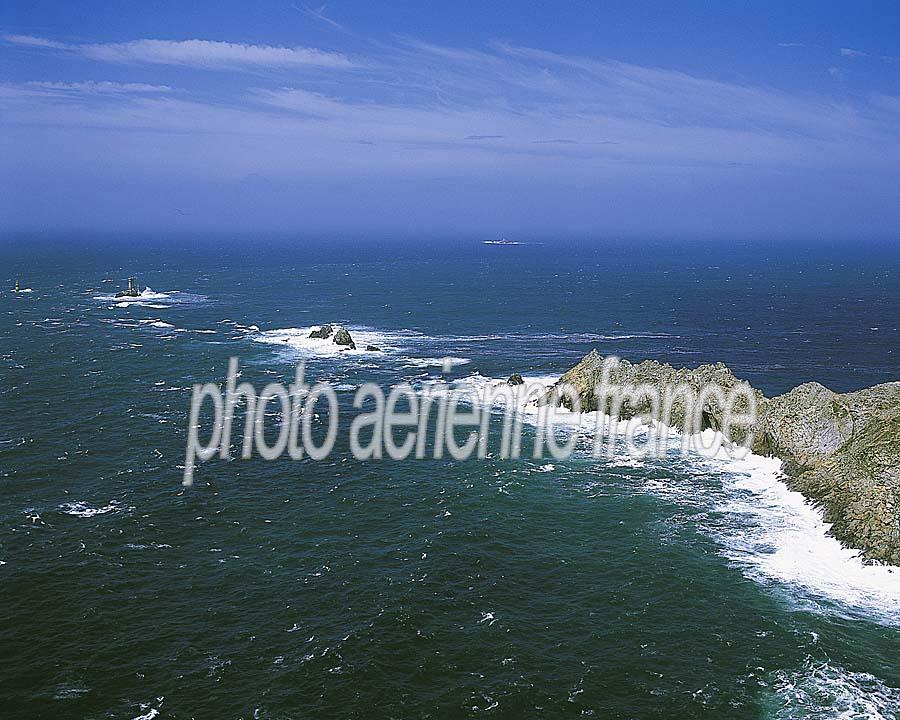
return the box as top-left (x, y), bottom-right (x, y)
top-left (1, 237), bottom-right (899, 719)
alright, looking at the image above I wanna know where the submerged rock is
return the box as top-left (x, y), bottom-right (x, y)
top-left (309, 324), bottom-right (334, 339)
top-left (507, 373), bottom-right (525, 386)
top-left (543, 349), bottom-right (900, 564)
top-left (333, 327), bottom-right (356, 350)
top-left (366, 345), bottom-right (382, 352)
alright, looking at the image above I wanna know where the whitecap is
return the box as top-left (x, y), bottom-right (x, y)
top-left (139, 319), bottom-right (175, 329)
top-left (403, 356), bottom-right (471, 368)
top-left (59, 501), bottom-right (121, 518)
top-left (769, 658), bottom-right (900, 719)
top-left (253, 325), bottom-right (404, 357)
top-left (95, 288), bottom-right (207, 308)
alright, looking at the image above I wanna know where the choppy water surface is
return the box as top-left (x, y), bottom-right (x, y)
top-left (1, 237), bottom-right (898, 719)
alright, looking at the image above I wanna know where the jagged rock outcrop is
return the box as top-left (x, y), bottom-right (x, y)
top-left (507, 373), bottom-right (524, 386)
top-left (543, 350), bottom-right (900, 564)
top-left (309, 324), bottom-right (334, 339)
top-left (365, 345), bottom-right (382, 352)
top-left (333, 327), bottom-right (356, 350)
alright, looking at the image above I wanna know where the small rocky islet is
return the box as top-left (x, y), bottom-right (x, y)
top-left (308, 324), bottom-right (361, 351)
top-left (541, 349), bottom-right (900, 565)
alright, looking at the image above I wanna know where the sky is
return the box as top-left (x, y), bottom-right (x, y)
top-left (2, 1), bottom-right (900, 238)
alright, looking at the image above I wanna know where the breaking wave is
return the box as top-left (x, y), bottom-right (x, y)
top-left (768, 657), bottom-right (900, 719)
top-left (442, 373), bottom-right (900, 628)
top-left (94, 287), bottom-right (208, 308)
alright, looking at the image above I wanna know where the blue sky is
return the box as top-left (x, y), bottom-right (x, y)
top-left (2, 1), bottom-right (900, 237)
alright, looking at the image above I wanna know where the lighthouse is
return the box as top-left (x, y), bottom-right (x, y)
top-left (115, 277), bottom-right (141, 298)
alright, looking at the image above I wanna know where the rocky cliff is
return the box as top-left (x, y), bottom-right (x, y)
top-left (543, 350), bottom-right (900, 564)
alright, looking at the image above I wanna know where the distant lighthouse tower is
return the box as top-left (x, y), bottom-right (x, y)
top-left (115, 276), bottom-right (141, 298)
top-left (14, 279), bottom-right (20, 292)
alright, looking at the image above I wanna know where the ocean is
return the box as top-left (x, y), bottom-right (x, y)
top-left (1, 236), bottom-right (899, 719)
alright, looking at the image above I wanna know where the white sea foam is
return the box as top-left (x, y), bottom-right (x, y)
top-left (95, 287), bottom-right (207, 308)
top-left (708, 453), bottom-right (900, 626)
top-left (139, 319), bottom-right (176, 329)
top-left (59, 501), bottom-right (122, 518)
top-left (448, 372), bottom-right (900, 626)
top-left (131, 710), bottom-right (158, 720)
top-left (218, 320), bottom-right (260, 333)
top-left (131, 697), bottom-right (164, 720)
top-left (769, 657), bottom-right (900, 719)
top-left (253, 325), bottom-right (405, 357)
top-left (403, 356), bottom-right (471, 368)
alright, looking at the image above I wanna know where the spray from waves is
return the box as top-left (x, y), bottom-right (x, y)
top-left (249, 325), bottom-right (681, 372)
top-left (252, 326), bottom-right (416, 357)
top-left (58, 500), bottom-right (126, 518)
top-left (138, 319), bottom-right (177, 330)
top-left (767, 656), bottom-right (900, 719)
top-left (402, 357), bottom-right (471, 368)
top-left (440, 373), bottom-right (900, 627)
top-left (705, 453), bottom-right (900, 627)
top-left (94, 287), bottom-right (208, 308)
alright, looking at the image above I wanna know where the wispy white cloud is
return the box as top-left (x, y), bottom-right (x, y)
top-left (6, 37), bottom-right (898, 170)
top-left (3, 36), bottom-right (900, 233)
top-left (2, 33), bottom-right (69, 49)
top-left (840, 47), bottom-right (868, 58)
top-left (81, 38), bottom-right (355, 69)
top-left (25, 81), bottom-right (173, 94)
top-left (3, 34), bottom-right (356, 70)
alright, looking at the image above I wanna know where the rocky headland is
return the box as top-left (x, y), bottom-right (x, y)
top-left (542, 350), bottom-right (900, 565)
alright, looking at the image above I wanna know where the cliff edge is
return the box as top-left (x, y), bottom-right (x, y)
top-left (543, 350), bottom-right (900, 564)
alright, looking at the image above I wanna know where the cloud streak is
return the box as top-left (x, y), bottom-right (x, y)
top-left (2, 33), bottom-right (69, 49)
top-left (24, 81), bottom-right (173, 94)
top-left (3, 35), bottom-right (900, 234)
top-left (3, 34), bottom-right (355, 70)
top-left (81, 38), bottom-right (355, 69)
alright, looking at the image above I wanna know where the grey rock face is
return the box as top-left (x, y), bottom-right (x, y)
top-left (309, 324), bottom-right (334, 339)
top-left (333, 327), bottom-right (356, 350)
top-left (757, 382), bottom-right (853, 470)
top-left (507, 373), bottom-right (525, 386)
top-left (544, 350), bottom-right (900, 564)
